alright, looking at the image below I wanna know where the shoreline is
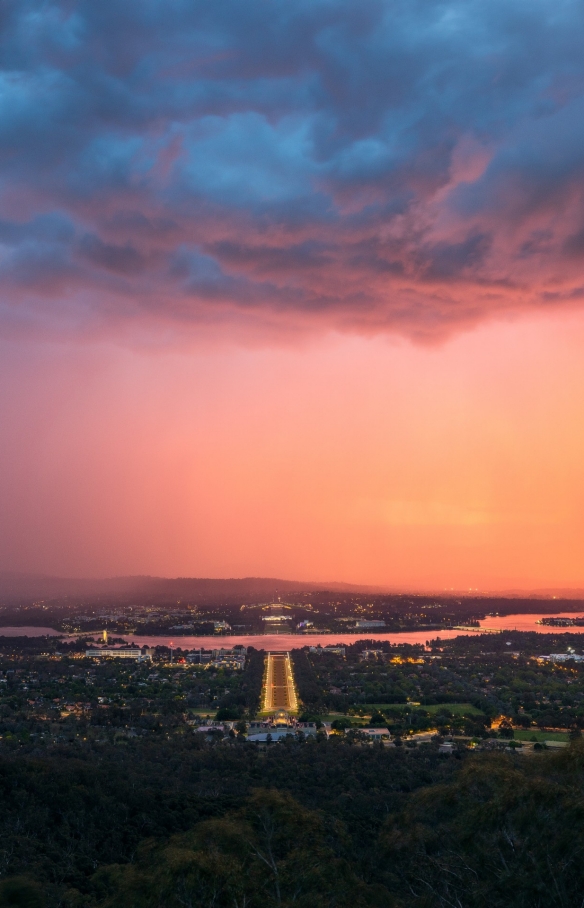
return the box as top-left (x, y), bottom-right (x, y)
top-left (1, 611), bottom-right (584, 649)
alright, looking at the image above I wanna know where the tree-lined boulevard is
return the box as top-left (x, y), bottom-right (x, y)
top-left (262, 652), bottom-right (298, 713)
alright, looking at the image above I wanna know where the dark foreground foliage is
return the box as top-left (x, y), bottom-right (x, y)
top-left (92, 789), bottom-right (389, 908)
top-left (1, 739), bottom-right (584, 907)
top-left (380, 745), bottom-right (584, 907)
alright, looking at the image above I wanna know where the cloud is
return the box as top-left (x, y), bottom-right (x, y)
top-left (1, 0), bottom-right (584, 342)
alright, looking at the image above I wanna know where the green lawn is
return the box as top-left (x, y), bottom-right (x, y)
top-left (514, 729), bottom-right (569, 743)
top-left (320, 713), bottom-right (368, 725)
top-left (351, 702), bottom-right (484, 716)
top-left (320, 702), bottom-right (483, 722)
top-left (424, 703), bottom-right (484, 716)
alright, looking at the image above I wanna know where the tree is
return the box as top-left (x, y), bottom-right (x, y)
top-left (379, 745), bottom-right (584, 907)
top-left (498, 720), bottom-right (514, 739)
top-left (331, 718), bottom-right (352, 732)
top-left (92, 790), bottom-right (389, 907)
top-left (369, 712), bottom-right (388, 728)
top-left (0, 878), bottom-right (44, 908)
top-left (216, 706), bottom-right (241, 721)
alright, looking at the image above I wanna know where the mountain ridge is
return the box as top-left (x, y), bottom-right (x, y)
top-left (0, 571), bottom-right (387, 601)
top-left (1, 571), bottom-right (584, 602)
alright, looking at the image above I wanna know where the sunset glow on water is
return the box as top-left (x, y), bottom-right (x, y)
top-left (3, 613), bottom-right (584, 649)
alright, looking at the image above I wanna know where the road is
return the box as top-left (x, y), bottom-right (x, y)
top-left (263, 652), bottom-right (298, 712)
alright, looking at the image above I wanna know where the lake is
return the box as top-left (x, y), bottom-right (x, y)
top-left (0, 611), bottom-right (582, 649)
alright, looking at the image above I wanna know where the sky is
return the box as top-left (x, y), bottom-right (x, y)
top-left (2, 0), bottom-right (584, 589)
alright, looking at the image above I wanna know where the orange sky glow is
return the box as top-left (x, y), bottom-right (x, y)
top-left (2, 309), bottom-right (584, 590)
top-left (5, 2), bottom-right (584, 591)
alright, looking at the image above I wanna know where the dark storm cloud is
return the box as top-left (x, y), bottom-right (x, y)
top-left (1, 0), bottom-right (584, 340)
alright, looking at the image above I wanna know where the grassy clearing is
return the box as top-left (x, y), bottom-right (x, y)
top-left (424, 703), bottom-right (484, 716)
top-left (320, 714), bottom-right (368, 725)
top-left (514, 729), bottom-right (569, 743)
top-left (349, 703), bottom-right (484, 716)
top-left (319, 702), bottom-right (484, 723)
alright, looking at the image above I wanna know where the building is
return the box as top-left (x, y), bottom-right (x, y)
top-left (247, 726), bottom-right (318, 743)
top-left (208, 655), bottom-right (245, 670)
top-left (439, 742), bottom-right (455, 754)
top-left (362, 728), bottom-right (391, 742)
top-left (542, 653), bottom-right (584, 662)
top-left (308, 645), bottom-right (346, 656)
top-left (247, 714), bottom-right (318, 741)
top-left (186, 650), bottom-right (212, 664)
top-left (355, 619), bottom-right (386, 628)
top-left (85, 647), bottom-right (146, 660)
top-left (359, 649), bottom-right (385, 661)
top-left (185, 647), bottom-right (246, 669)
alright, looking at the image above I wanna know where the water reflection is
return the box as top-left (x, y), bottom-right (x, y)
top-left (0, 611), bottom-right (582, 649)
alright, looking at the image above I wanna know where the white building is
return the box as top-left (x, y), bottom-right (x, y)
top-left (214, 621), bottom-right (231, 631)
top-left (86, 647), bottom-right (147, 660)
top-left (542, 653), bottom-right (584, 662)
top-left (362, 728), bottom-right (391, 742)
top-left (308, 645), bottom-right (346, 655)
top-left (247, 726), bottom-right (318, 743)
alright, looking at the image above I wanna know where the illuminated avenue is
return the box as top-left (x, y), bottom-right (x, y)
top-left (263, 652), bottom-right (298, 713)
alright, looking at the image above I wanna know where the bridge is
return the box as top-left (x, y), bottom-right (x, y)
top-left (262, 652), bottom-right (298, 713)
top-left (450, 626), bottom-right (501, 633)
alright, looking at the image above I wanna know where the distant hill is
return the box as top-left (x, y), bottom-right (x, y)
top-left (1, 572), bottom-right (583, 605)
top-left (0, 572), bottom-right (382, 603)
